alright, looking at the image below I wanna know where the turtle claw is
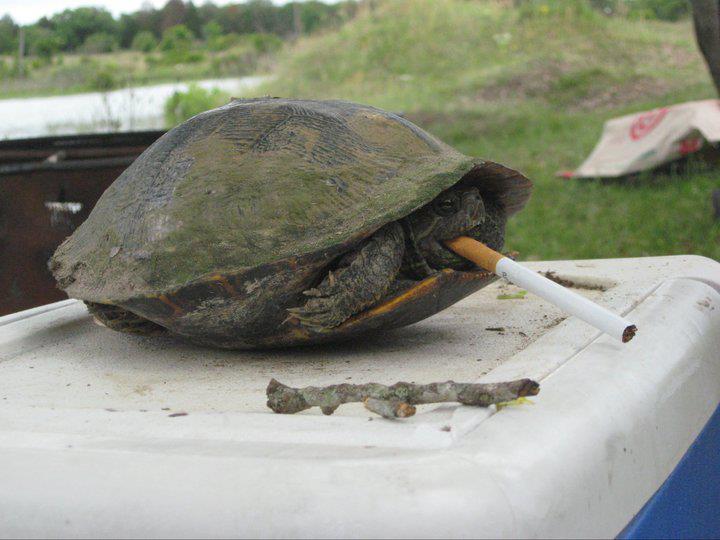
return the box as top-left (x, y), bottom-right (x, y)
top-left (302, 288), bottom-right (323, 298)
top-left (303, 271), bottom-right (339, 298)
top-left (286, 300), bottom-right (348, 330)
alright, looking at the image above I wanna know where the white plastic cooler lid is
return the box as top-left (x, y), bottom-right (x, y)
top-left (1, 255), bottom-right (719, 538)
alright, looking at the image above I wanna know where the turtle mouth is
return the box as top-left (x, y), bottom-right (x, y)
top-left (434, 226), bottom-right (496, 273)
top-left (400, 219), bottom-right (498, 277)
top-left (444, 236), bottom-right (500, 278)
top-left (446, 221), bottom-right (504, 272)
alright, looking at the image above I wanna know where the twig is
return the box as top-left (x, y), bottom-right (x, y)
top-left (266, 378), bottom-right (540, 419)
top-left (364, 398), bottom-right (416, 418)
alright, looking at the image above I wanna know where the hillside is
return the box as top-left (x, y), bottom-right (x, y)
top-left (260, 0), bottom-right (720, 261)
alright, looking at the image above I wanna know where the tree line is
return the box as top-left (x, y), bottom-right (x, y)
top-left (0, 0), bottom-right (358, 58)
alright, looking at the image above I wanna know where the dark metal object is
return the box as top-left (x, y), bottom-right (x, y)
top-left (691, 0), bottom-right (720, 95)
top-left (0, 130), bottom-right (164, 316)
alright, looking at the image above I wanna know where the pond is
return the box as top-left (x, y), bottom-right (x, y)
top-left (0, 76), bottom-right (267, 140)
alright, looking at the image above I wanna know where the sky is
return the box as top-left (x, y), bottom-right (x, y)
top-left (0, 0), bottom-right (326, 25)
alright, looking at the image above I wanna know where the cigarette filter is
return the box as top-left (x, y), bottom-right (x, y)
top-left (446, 237), bottom-right (637, 343)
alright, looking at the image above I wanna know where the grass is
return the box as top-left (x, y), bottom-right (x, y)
top-left (0, 43), bottom-right (273, 99)
top-left (164, 84), bottom-right (230, 126)
top-left (259, 0), bottom-right (720, 261)
top-left (413, 93), bottom-right (720, 261)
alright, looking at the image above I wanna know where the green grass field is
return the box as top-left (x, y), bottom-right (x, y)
top-left (259, 0), bottom-right (720, 261)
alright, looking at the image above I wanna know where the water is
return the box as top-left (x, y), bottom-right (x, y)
top-left (0, 76), bottom-right (268, 140)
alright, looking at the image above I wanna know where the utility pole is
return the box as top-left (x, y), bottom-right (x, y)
top-left (17, 26), bottom-right (25, 76)
top-left (293, 2), bottom-right (303, 39)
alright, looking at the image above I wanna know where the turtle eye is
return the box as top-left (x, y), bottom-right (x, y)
top-left (433, 195), bottom-right (459, 216)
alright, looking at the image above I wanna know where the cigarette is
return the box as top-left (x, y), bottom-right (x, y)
top-left (445, 237), bottom-right (637, 343)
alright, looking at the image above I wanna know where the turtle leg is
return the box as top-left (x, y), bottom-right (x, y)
top-left (85, 301), bottom-right (166, 335)
top-left (288, 222), bottom-right (405, 329)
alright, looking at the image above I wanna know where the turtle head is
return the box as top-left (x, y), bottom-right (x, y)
top-left (406, 185), bottom-right (506, 271)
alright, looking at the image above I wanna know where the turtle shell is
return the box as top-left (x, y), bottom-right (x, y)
top-left (50, 98), bottom-right (532, 348)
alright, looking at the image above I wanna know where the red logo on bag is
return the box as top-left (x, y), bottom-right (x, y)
top-left (678, 137), bottom-right (703, 155)
top-left (629, 108), bottom-right (669, 140)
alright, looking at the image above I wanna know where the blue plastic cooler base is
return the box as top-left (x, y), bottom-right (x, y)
top-left (619, 403), bottom-right (720, 539)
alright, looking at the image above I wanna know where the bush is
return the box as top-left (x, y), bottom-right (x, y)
top-left (516, 0), bottom-right (598, 20)
top-left (202, 21), bottom-right (223, 41)
top-left (626, 0), bottom-right (690, 21)
top-left (159, 24), bottom-right (201, 63)
top-left (31, 32), bottom-right (62, 60)
top-left (517, 0), bottom-right (689, 21)
top-left (30, 58), bottom-right (47, 70)
top-left (89, 65), bottom-right (118, 91)
top-left (80, 32), bottom-right (118, 53)
top-left (164, 85), bottom-right (229, 126)
top-left (131, 31), bottom-right (157, 52)
top-left (162, 50), bottom-right (204, 64)
top-left (247, 32), bottom-right (283, 54)
top-left (208, 32), bottom-right (242, 52)
top-left (159, 24), bottom-right (193, 53)
top-left (210, 50), bottom-right (257, 76)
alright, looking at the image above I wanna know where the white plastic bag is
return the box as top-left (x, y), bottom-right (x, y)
top-left (564, 99), bottom-right (720, 178)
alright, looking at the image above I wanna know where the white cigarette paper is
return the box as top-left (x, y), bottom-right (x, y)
top-left (445, 237), bottom-right (636, 343)
top-left (495, 258), bottom-right (636, 343)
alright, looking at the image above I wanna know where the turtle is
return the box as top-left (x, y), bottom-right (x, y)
top-left (49, 98), bottom-right (532, 349)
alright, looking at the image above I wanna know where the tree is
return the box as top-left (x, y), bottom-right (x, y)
top-left (49, 7), bottom-right (118, 51)
top-left (118, 13), bottom-right (139, 49)
top-left (161, 0), bottom-right (187, 33)
top-left (0, 14), bottom-right (18, 54)
top-left (202, 20), bottom-right (222, 40)
top-left (246, 0), bottom-right (279, 33)
top-left (159, 24), bottom-right (193, 53)
top-left (131, 30), bottom-right (158, 52)
top-left (248, 32), bottom-right (283, 54)
top-left (135, 5), bottom-right (163, 38)
top-left (185, 2), bottom-right (203, 37)
top-left (0, 0), bottom-right (356, 59)
top-left (299, 1), bottom-right (337, 34)
top-left (28, 27), bottom-right (61, 60)
top-left (219, 4), bottom-right (254, 35)
top-left (81, 32), bottom-right (118, 53)
top-left (158, 23), bottom-right (201, 62)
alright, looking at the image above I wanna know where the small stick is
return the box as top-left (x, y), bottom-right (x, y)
top-left (364, 398), bottom-right (416, 418)
top-left (266, 378), bottom-right (540, 419)
top-left (445, 237), bottom-right (637, 343)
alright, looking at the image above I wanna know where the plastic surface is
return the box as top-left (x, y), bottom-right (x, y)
top-left (1, 256), bottom-right (719, 538)
top-left (619, 403), bottom-right (720, 539)
top-left (495, 257), bottom-right (634, 341)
